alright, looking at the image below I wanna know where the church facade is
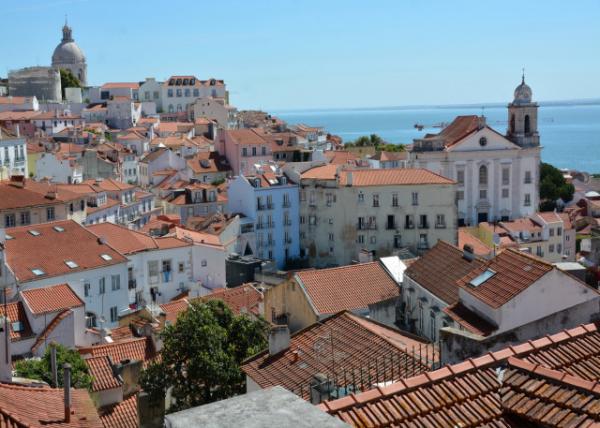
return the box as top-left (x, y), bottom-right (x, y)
top-left (408, 76), bottom-right (541, 226)
top-left (51, 22), bottom-right (87, 86)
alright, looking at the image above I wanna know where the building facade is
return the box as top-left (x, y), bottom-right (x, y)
top-left (51, 22), bottom-right (87, 86)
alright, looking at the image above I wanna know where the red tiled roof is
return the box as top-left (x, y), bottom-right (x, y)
top-left (78, 337), bottom-right (156, 368)
top-left (324, 150), bottom-right (358, 165)
top-left (370, 150), bottom-right (408, 162)
top-left (300, 164), bottom-right (339, 180)
top-left (457, 249), bottom-right (554, 308)
top-left (199, 284), bottom-right (263, 316)
top-left (227, 128), bottom-right (269, 146)
top-left (339, 168), bottom-right (454, 186)
top-left (405, 241), bottom-right (486, 305)
top-left (21, 283), bottom-right (83, 315)
top-left (0, 301), bottom-right (34, 341)
top-left (159, 299), bottom-right (190, 324)
top-left (422, 115), bottom-right (482, 147)
top-left (241, 312), bottom-right (433, 400)
top-left (0, 382), bottom-right (103, 427)
top-left (88, 222), bottom-right (189, 254)
top-left (81, 178), bottom-right (134, 192)
top-left (0, 179), bottom-right (83, 210)
top-left (4, 220), bottom-right (127, 283)
top-left (31, 310), bottom-right (73, 354)
top-left (295, 262), bottom-right (399, 315)
top-left (98, 393), bottom-right (138, 428)
top-left (85, 356), bottom-right (122, 392)
top-left (458, 228), bottom-right (493, 257)
top-left (442, 302), bottom-right (497, 336)
top-left (101, 82), bottom-right (139, 90)
top-left (108, 325), bottom-right (135, 341)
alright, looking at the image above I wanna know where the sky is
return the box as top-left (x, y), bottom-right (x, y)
top-left (1, 0), bottom-right (599, 110)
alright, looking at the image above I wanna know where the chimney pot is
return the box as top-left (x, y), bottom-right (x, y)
top-left (63, 363), bottom-right (72, 423)
top-left (463, 244), bottom-right (475, 261)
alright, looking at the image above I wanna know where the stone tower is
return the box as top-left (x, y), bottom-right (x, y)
top-left (51, 21), bottom-right (87, 86)
top-left (506, 73), bottom-right (539, 148)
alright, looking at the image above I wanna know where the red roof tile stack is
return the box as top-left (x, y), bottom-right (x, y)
top-left (295, 262), bottom-right (399, 315)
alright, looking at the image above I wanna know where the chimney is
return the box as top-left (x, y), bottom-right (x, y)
top-left (0, 315), bottom-right (12, 383)
top-left (15, 125), bottom-right (20, 138)
top-left (268, 325), bottom-right (290, 356)
top-left (114, 359), bottom-right (142, 397)
top-left (346, 171), bottom-right (353, 186)
top-left (478, 115), bottom-right (486, 130)
top-left (63, 363), bottom-right (72, 423)
top-left (463, 244), bottom-right (475, 261)
top-left (310, 373), bottom-right (333, 404)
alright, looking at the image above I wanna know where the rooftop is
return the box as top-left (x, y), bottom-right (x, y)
top-left (4, 220), bottom-right (127, 283)
top-left (405, 241), bottom-right (486, 305)
top-left (227, 128), bottom-right (269, 146)
top-left (0, 179), bottom-right (83, 211)
top-left (295, 262), bottom-right (399, 315)
top-left (0, 301), bottom-right (34, 341)
top-left (241, 312), bottom-right (433, 400)
top-left (21, 283), bottom-right (83, 315)
top-left (78, 336), bottom-right (156, 368)
top-left (198, 284), bottom-right (263, 316)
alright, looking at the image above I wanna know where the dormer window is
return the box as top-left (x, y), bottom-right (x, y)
top-left (53, 226), bottom-right (65, 232)
top-left (28, 230), bottom-right (40, 236)
top-left (31, 268), bottom-right (45, 276)
top-left (11, 321), bottom-right (23, 332)
top-left (100, 254), bottom-right (113, 261)
top-left (65, 260), bottom-right (79, 269)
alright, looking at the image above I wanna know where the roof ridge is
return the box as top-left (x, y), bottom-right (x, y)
top-left (296, 261), bottom-right (378, 276)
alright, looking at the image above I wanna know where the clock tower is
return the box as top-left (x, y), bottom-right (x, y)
top-left (507, 72), bottom-right (539, 148)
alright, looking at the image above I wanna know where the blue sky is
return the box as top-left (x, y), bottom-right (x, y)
top-left (1, 0), bottom-right (599, 110)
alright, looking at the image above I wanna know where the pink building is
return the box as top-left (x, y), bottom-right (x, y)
top-left (223, 128), bottom-right (272, 176)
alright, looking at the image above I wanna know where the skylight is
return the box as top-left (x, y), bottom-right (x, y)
top-left (53, 226), bottom-right (65, 232)
top-left (28, 230), bottom-right (41, 236)
top-left (100, 254), bottom-right (113, 261)
top-left (5, 234), bottom-right (13, 240)
top-left (31, 268), bottom-right (45, 276)
top-left (11, 321), bottom-right (23, 332)
top-left (65, 260), bottom-right (79, 269)
top-left (469, 269), bottom-right (496, 288)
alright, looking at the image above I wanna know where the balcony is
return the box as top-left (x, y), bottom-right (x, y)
top-left (256, 223), bottom-right (265, 230)
top-left (128, 279), bottom-right (137, 289)
top-left (418, 222), bottom-right (430, 230)
top-left (241, 224), bottom-right (254, 233)
top-left (257, 204), bottom-right (267, 211)
top-left (282, 201), bottom-right (291, 208)
top-left (357, 223), bottom-right (377, 231)
top-left (417, 242), bottom-right (430, 251)
top-left (284, 219), bottom-right (292, 226)
top-left (435, 223), bottom-right (446, 229)
top-left (266, 203), bottom-right (274, 210)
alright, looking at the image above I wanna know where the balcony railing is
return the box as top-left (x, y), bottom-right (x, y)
top-left (257, 204), bottom-right (267, 211)
top-left (282, 201), bottom-right (291, 208)
top-left (418, 222), bottom-right (429, 229)
top-left (357, 223), bottom-right (377, 231)
top-left (435, 223), bottom-right (446, 229)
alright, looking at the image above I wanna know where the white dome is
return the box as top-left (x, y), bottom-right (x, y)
top-left (52, 41), bottom-right (85, 64)
top-left (513, 76), bottom-right (532, 105)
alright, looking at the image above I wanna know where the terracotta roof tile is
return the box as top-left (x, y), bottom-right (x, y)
top-left (458, 228), bottom-right (493, 257)
top-left (300, 164), bottom-right (339, 180)
top-left (198, 284), bottom-right (263, 316)
top-left (101, 82), bottom-right (139, 90)
top-left (0, 382), bottom-right (103, 427)
top-left (457, 249), bottom-right (554, 308)
top-left (226, 128), bottom-right (269, 146)
top-left (98, 393), bottom-right (138, 428)
top-left (4, 220), bottom-right (127, 283)
top-left (442, 302), bottom-right (498, 336)
top-left (405, 241), bottom-right (486, 305)
top-left (339, 168), bottom-right (454, 186)
top-left (159, 299), bottom-right (190, 324)
top-left (0, 179), bottom-right (83, 210)
top-left (21, 283), bottom-right (83, 315)
top-left (241, 312), bottom-right (433, 400)
top-left (295, 262), bottom-right (399, 315)
top-left (78, 337), bottom-right (156, 368)
top-left (85, 355), bottom-right (122, 392)
top-left (88, 222), bottom-right (189, 254)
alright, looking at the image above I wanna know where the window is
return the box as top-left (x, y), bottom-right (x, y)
top-left (502, 167), bottom-right (510, 185)
top-left (242, 147), bottom-right (248, 157)
top-left (4, 214), bottom-right (15, 228)
top-left (392, 193), bottom-right (398, 207)
top-left (418, 301), bottom-right (424, 334)
top-left (524, 171), bottom-right (532, 184)
top-left (252, 147), bottom-right (257, 156)
top-left (20, 211), bottom-right (31, 225)
top-left (436, 214), bottom-right (445, 228)
top-left (479, 165), bottom-right (488, 186)
top-left (524, 193), bottom-right (531, 206)
top-left (357, 217), bottom-right (365, 230)
top-left (84, 282), bottom-right (90, 297)
top-left (419, 215), bottom-right (428, 229)
top-left (167, 89), bottom-right (173, 97)
top-left (261, 146), bottom-right (267, 156)
top-left (557, 227), bottom-right (562, 236)
top-left (148, 260), bottom-right (159, 283)
top-left (387, 215), bottom-right (395, 230)
top-left (502, 188), bottom-right (509, 198)
top-left (65, 260), bottom-right (78, 269)
top-left (370, 236), bottom-right (376, 244)
top-left (99, 277), bottom-right (105, 295)
top-left (193, 89), bottom-right (199, 97)
top-left (283, 193), bottom-right (290, 208)
top-left (549, 244), bottom-right (554, 253)
top-left (358, 192), bottom-right (364, 203)
top-left (201, 260), bottom-right (207, 267)
top-left (549, 228), bottom-right (554, 237)
top-left (405, 215), bottom-right (414, 229)
top-left (184, 88), bottom-right (190, 97)
top-left (480, 189), bottom-right (487, 199)
top-left (329, 233), bottom-right (334, 241)
top-left (357, 235), bottom-right (365, 244)
top-left (411, 192), bottom-right (418, 206)
top-left (566, 234), bottom-right (570, 241)
top-left (326, 193), bottom-right (334, 207)
top-left (456, 170), bottom-right (465, 186)
top-left (31, 268), bottom-right (45, 276)
top-left (111, 275), bottom-right (120, 291)
top-left (47, 207), bottom-right (55, 221)
top-left (300, 216), bottom-right (305, 225)
top-left (110, 306), bottom-right (118, 323)
top-left (309, 216), bottom-right (316, 225)
top-left (430, 311), bottom-right (437, 342)
top-left (456, 191), bottom-right (464, 201)
top-left (100, 254), bottom-right (112, 261)
top-left (419, 233), bottom-right (428, 249)
top-left (176, 89), bottom-right (182, 97)
top-left (372, 194), bottom-right (379, 207)
top-left (557, 244), bottom-right (562, 254)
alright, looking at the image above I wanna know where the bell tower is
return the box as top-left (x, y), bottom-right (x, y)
top-left (507, 71), bottom-right (539, 148)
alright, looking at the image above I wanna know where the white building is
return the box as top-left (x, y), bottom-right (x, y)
top-left (139, 77), bottom-right (163, 112)
top-left (1, 220), bottom-right (130, 328)
top-left (192, 97), bottom-right (238, 130)
top-left (0, 126), bottom-right (27, 179)
top-left (286, 164), bottom-right (457, 267)
top-left (162, 75), bottom-right (226, 116)
top-left (106, 96), bottom-right (142, 129)
top-left (87, 222), bottom-right (197, 308)
top-left (35, 152), bottom-right (83, 184)
top-left (408, 77), bottom-right (541, 226)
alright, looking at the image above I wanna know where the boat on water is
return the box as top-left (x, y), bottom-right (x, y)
top-left (413, 123), bottom-right (424, 131)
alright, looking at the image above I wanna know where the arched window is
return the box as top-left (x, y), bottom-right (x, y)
top-left (177, 104), bottom-right (182, 112)
top-left (524, 115), bottom-right (531, 134)
top-left (479, 165), bottom-right (488, 185)
top-left (168, 104), bottom-right (174, 113)
top-left (510, 114), bottom-right (515, 133)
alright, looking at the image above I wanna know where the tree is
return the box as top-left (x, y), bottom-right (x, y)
top-left (539, 162), bottom-right (574, 210)
top-left (59, 69), bottom-right (81, 98)
top-left (140, 300), bottom-right (269, 413)
top-left (14, 343), bottom-right (92, 389)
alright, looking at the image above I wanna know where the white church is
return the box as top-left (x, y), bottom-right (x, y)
top-left (408, 76), bottom-right (541, 226)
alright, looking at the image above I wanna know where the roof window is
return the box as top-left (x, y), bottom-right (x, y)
top-left (53, 226), bottom-right (65, 232)
top-left (31, 268), bottom-right (45, 276)
top-left (28, 230), bottom-right (41, 236)
top-left (65, 260), bottom-right (79, 269)
top-left (100, 254), bottom-right (113, 261)
top-left (5, 234), bottom-right (13, 240)
top-left (469, 269), bottom-right (496, 287)
top-left (11, 321), bottom-right (23, 332)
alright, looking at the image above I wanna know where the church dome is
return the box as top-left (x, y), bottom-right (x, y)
top-left (51, 24), bottom-right (86, 65)
top-left (513, 74), bottom-right (532, 105)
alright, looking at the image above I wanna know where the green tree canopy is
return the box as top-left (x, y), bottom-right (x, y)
top-left (343, 134), bottom-right (405, 152)
top-left (14, 343), bottom-right (92, 389)
top-left (140, 299), bottom-right (269, 413)
top-left (539, 162), bottom-right (574, 210)
top-left (60, 68), bottom-right (81, 98)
